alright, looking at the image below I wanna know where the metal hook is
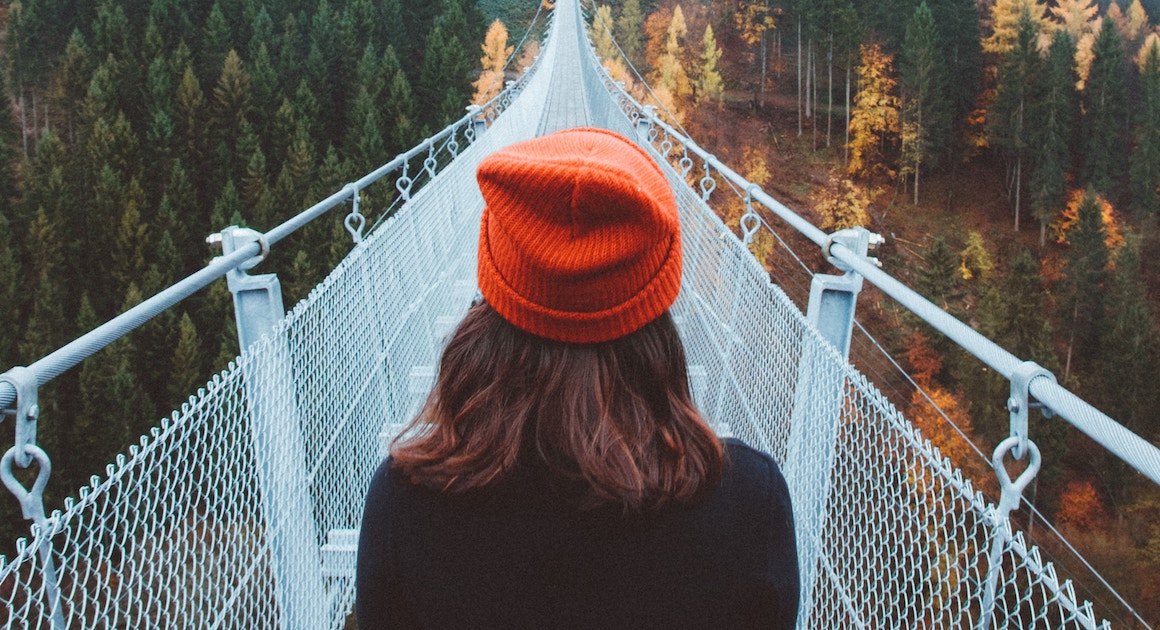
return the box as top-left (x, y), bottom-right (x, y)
top-left (344, 185), bottom-right (365, 244)
top-left (1, 445), bottom-right (51, 523)
top-left (992, 435), bottom-right (1042, 518)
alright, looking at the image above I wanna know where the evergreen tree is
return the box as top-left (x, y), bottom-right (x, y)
top-left (248, 43), bottom-right (281, 139)
top-left (0, 213), bottom-right (20, 366)
top-left (916, 237), bottom-right (963, 311)
top-left (615, 0), bottom-right (646, 70)
top-left (1083, 16), bottom-right (1129, 193)
top-left (1130, 37), bottom-right (1160, 215)
top-left (1061, 189), bottom-right (1110, 382)
top-left (200, 2), bottom-right (233, 85)
top-left (900, 2), bottom-right (949, 205)
top-left (417, 13), bottom-right (473, 131)
top-left (1029, 29), bottom-right (1080, 247)
top-left (1098, 233), bottom-right (1158, 440)
top-left (50, 30), bottom-right (94, 145)
top-left (169, 312), bottom-right (205, 404)
top-left (385, 65), bottom-right (416, 153)
top-left (211, 50), bottom-right (253, 158)
top-left (990, 8), bottom-right (1040, 232)
top-left (929, 0), bottom-right (981, 171)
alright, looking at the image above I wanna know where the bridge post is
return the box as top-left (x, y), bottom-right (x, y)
top-left (217, 226), bottom-right (326, 630)
top-left (784, 227), bottom-right (879, 628)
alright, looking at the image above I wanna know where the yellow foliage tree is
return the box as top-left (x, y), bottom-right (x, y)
top-left (590, 5), bottom-right (617, 61)
top-left (656, 5), bottom-right (692, 101)
top-left (983, 0), bottom-right (1049, 54)
top-left (847, 43), bottom-right (900, 181)
top-left (959, 231), bottom-right (994, 282)
top-left (813, 175), bottom-right (873, 230)
top-left (472, 20), bottom-right (513, 105)
top-left (698, 24), bottom-right (724, 107)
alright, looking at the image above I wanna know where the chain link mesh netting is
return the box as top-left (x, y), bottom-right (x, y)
top-left (0, 0), bottom-right (1115, 626)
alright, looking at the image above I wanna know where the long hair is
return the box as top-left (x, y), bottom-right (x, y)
top-left (390, 302), bottom-right (724, 512)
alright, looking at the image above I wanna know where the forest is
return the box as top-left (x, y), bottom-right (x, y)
top-left (592, 0), bottom-right (1160, 620)
top-left (0, 0), bottom-right (1158, 623)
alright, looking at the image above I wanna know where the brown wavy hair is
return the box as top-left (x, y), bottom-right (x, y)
top-left (390, 302), bottom-right (724, 512)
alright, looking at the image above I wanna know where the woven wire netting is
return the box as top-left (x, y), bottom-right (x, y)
top-left (0, 0), bottom-right (1113, 626)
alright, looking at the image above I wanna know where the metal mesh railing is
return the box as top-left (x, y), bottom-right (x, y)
top-left (0, 0), bottom-right (1125, 626)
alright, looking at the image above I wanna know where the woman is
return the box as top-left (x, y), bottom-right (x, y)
top-left (357, 128), bottom-right (799, 629)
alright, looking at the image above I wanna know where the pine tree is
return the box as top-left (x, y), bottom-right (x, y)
top-left (0, 213), bottom-right (20, 366)
top-left (1061, 188), bottom-right (1110, 382)
top-left (990, 8), bottom-right (1040, 232)
top-left (1083, 16), bottom-right (1129, 193)
top-left (1098, 233), bottom-right (1158, 439)
top-left (169, 312), bottom-right (205, 404)
top-left (847, 43), bottom-right (900, 180)
top-left (385, 66), bottom-right (416, 153)
top-left (1130, 37), bottom-right (1160, 215)
top-left (615, 0), bottom-right (646, 70)
top-left (49, 30), bottom-right (93, 145)
top-left (591, 6), bottom-right (618, 62)
top-left (200, 2), bottom-right (233, 85)
top-left (1029, 29), bottom-right (1080, 246)
top-left (698, 24), bottom-right (724, 107)
top-left (900, 2), bottom-right (949, 205)
top-left (917, 237), bottom-right (963, 311)
top-left (473, 20), bottom-right (513, 105)
top-left (212, 50), bottom-right (253, 157)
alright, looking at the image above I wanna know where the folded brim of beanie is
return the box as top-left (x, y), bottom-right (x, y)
top-left (477, 128), bottom-right (682, 344)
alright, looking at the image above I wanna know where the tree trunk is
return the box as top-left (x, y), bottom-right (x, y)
top-left (776, 30), bottom-right (782, 80)
top-left (844, 61), bottom-right (851, 168)
top-left (827, 37), bottom-right (833, 148)
top-left (1014, 155), bottom-right (1022, 232)
top-left (793, 18), bottom-right (802, 138)
top-left (19, 88), bottom-right (28, 160)
top-left (760, 30), bottom-right (767, 109)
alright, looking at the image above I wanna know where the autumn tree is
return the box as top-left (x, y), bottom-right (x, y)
top-left (1083, 16), bottom-right (1129, 193)
top-left (655, 5), bottom-right (693, 103)
top-left (590, 6), bottom-right (618, 62)
top-left (813, 175), bottom-right (873, 230)
top-left (698, 24), bottom-right (724, 107)
top-left (847, 43), bottom-right (900, 181)
top-left (473, 19), bottom-right (513, 105)
top-left (982, 0), bottom-right (1047, 55)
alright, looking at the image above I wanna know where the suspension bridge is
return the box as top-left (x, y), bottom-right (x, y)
top-left (1, 0), bottom-right (1159, 626)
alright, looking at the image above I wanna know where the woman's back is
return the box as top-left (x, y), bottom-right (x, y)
top-left (358, 439), bottom-right (797, 629)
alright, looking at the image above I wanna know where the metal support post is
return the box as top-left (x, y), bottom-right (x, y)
top-left (215, 226), bottom-right (325, 630)
top-left (784, 227), bottom-right (880, 628)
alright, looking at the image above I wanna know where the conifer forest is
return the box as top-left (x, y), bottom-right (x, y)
top-left (1, 0), bottom-right (1160, 622)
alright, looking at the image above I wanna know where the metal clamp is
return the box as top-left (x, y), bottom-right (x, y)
top-left (1, 366), bottom-right (40, 468)
top-left (1006, 361), bottom-right (1056, 460)
top-left (343, 184), bottom-right (365, 244)
top-left (823, 227), bottom-right (883, 272)
top-left (219, 226), bottom-right (270, 271)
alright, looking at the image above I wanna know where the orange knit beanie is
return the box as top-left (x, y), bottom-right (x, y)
top-left (476, 128), bottom-right (682, 343)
